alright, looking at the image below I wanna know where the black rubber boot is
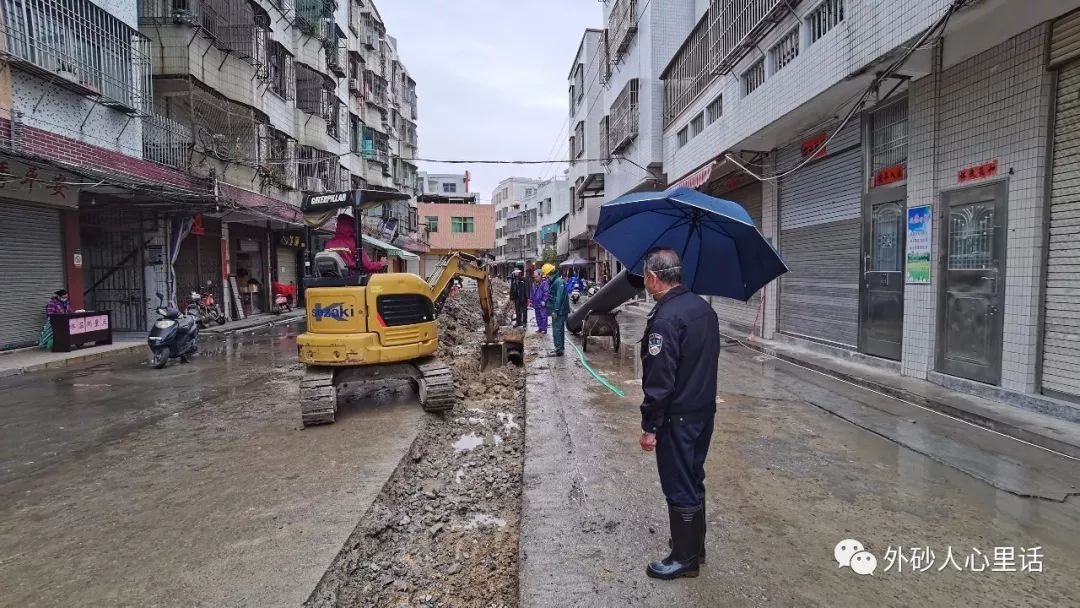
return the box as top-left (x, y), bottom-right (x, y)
top-left (647, 505), bottom-right (701, 580)
top-left (668, 501), bottom-right (706, 564)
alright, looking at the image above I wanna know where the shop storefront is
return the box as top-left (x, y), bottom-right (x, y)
top-left (274, 231), bottom-right (304, 289)
top-left (776, 120), bottom-right (863, 349)
top-left (227, 222), bottom-right (270, 316)
top-left (0, 200), bottom-right (67, 349)
top-left (1042, 15), bottom-right (1080, 400)
top-left (703, 172), bottom-right (764, 334)
top-left (174, 214), bottom-right (223, 304)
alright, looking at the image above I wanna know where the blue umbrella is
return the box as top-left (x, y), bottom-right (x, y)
top-left (594, 187), bottom-right (787, 300)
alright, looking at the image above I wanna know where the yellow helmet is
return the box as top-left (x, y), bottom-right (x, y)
top-left (541, 263), bottom-right (556, 277)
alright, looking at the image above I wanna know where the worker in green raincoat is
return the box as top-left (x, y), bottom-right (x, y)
top-left (543, 263), bottom-right (569, 356)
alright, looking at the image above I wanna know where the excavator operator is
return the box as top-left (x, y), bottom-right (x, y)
top-left (324, 213), bottom-right (386, 275)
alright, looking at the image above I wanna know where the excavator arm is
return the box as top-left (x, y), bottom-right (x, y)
top-left (427, 252), bottom-right (500, 343)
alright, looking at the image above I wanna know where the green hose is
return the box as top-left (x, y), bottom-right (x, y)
top-left (567, 339), bottom-right (626, 398)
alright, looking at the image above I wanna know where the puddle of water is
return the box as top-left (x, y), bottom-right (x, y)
top-left (464, 513), bottom-right (507, 530)
top-left (453, 433), bottom-right (484, 453)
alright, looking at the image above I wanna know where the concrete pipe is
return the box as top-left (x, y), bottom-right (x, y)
top-left (567, 269), bottom-right (644, 334)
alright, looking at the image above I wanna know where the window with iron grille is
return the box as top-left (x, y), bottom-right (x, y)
top-left (600, 115), bottom-right (610, 158)
top-left (808, 0), bottom-right (844, 44)
top-left (350, 114), bottom-right (361, 153)
top-left (609, 79), bottom-right (639, 153)
top-left (677, 126), bottom-right (689, 148)
top-left (690, 112), bottom-right (705, 137)
top-left (574, 121), bottom-right (585, 158)
top-left (268, 42), bottom-right (295, 100)
top-left (770, 28), bottom-right (799, 73)
top-left (568, 135), bottom-right (576, 165)
top-left (569, 84), bottom-right (576, 114)
top-left (742, 59), bottom-right (765, 96)
top-left (3, 0), bottom-right (153, 113)
top-left (607, 0), bottom-right (638, 63)
top-left (707, 95), bottom-right (723, 124)
top-left (574, 63), bottom-right (584, 102)
top-left (870, 98), bottom-right (908, 175)
top-left (661, 5), bottom-right (716, 126)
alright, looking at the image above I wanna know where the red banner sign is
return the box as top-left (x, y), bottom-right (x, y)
top-left (958, 160), bottom-right (998, 183)
top-left (873, 164), bottom-right (905, 187)
top-left (801, 133), bottom-right (828, 159)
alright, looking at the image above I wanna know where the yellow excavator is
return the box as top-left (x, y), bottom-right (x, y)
top-left (295, 189), bottom-right (511, 426)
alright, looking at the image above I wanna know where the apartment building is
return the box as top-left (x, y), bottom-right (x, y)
top-left (492, 176), bottom-right (543, 273)
top-left (417, 201), bottom-right (494, 277)
top-left (658, 0), bottom-right (1080, 418)
top-left (563, 0), bottom-right (698, 281)
top-left (0, 0), bottom-right (422, 346)
top-left (534, 179), bottom-right (572, 261)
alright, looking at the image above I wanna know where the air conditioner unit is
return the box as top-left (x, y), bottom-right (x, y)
top-left (302, 177), bottom-right (325, 192)
top-left (348, 78), bottom-right (360, 92)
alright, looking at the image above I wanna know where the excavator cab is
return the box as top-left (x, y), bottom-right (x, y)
top-left (295, 189), bottom-right (511, 427)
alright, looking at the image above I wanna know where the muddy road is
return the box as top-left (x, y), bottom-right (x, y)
top-left (0, 324), bottom-right (424, 607)
top-left (521, 307), bottom-right (1080, 607)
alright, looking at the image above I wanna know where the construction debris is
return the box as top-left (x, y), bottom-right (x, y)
top-left (308, 281), bottom-right (525, 608)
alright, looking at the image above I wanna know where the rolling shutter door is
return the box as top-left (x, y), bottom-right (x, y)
top-left (276, 247), bottom-right (298, 286)
top-left (708, 182), bottom-right (764, 332)
top-left (0, 202), bottom-right (65, 349)
top-left (778, 121), bottom-right (862, 348)
top-left (175, 219), bottom-right (222, 295)
top-left (1050, 9), bottom-right (1080, 68)
top-left (1042, 60), bottom-right (1080, 399)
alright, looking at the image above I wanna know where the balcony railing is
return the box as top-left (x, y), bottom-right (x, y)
top-left (142, 113), bottom-right (193, 170)
top-left (661, 0), bottom-right (793, 125)
top-left (608, 0), bottom-right (637, 63)
top-left (2, 0), bottom-right (153, 114)
top-left (609, 79), bottom-right (639, 153)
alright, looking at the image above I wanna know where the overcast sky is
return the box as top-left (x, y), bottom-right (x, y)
top-left (377, 1), bottom-right (601, 201)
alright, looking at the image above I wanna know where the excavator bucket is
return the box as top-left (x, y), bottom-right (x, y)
top-left (481, 341), bottom-right (507, 371)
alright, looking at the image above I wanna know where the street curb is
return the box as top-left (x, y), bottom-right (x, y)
top-left (0, 343), bottom-right (146, 379)
top-left (743, 341), bottom-right (1080, 460)
top-left (0, 314), bottom-right (306, 379)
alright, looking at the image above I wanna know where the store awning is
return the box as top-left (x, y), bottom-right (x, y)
top-left (363, 234), bottom-right (418, 260)
top-left (667, 160), bottom-right (717, 192)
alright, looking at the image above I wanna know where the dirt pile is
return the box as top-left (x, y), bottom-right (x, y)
top-left (308, 283), bottom-right (525, 608)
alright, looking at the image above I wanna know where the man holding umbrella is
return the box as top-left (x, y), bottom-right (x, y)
top-left (593, 186), bottom-right (788, 580)
top-left (637, 248), bottom-right (719, 579)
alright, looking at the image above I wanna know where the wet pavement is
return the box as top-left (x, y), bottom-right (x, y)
top-left (521, 308), bottom-right (1080, 607)
top-left (0, 324), bottom-right (424, 607)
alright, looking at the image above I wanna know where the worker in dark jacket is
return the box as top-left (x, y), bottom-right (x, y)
top-left (509, 269), bottom-right (530, 328)
top-left (638, 248), bottom-right (720, 580)
top-left (543, 263), bottom-right (569, 356)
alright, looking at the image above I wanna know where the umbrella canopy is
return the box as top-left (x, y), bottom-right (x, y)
top-left (594, 187), bottom-right (787, 300)
top-left (559, 256), bottom-right (593, 267)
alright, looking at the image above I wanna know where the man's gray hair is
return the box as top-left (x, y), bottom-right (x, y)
top-left (644, 248), bottom-right (682, 285)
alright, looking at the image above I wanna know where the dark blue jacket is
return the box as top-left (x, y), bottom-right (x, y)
top-left (639, 285), bottom-right (720, 433)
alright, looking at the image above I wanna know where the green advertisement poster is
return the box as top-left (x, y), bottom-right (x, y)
top-left (906, 206), bottom-right (932, 284)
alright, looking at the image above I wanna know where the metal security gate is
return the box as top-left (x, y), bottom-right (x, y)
top-left (81, 209), bottom-right (151, 332)
top-left (706, 181), bottom-right (764, 333)
top-left (175, 218), bottom-right (222, 298)
top-left (1042, 57), bottom-right (1080, 399)
top-left (0, 202), bottom-right (65, 349)
top-left (777, 121), bottom-right (863, 347)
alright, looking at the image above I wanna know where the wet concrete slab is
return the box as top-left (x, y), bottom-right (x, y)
top-left (521, 313), bottom-right (1080, 607)
top-left (0, 324), bottom-right (424, 607)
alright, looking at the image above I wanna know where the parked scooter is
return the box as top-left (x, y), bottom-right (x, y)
top-left (148, 292), bottom-right (200, 369)
top-left (196, 281), bottom-right (226, 327)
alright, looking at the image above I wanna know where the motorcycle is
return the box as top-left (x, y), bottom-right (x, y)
top-left (271, 282), bottom-right (294, 315)
top-left (196, 281), bottom-right (226, 327)
top-left (147, 292), bottom-right (200, 369)
top-left (570, 288), bottom-right (583, 304)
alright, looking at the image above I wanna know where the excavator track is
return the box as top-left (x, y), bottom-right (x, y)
top-left (300, 367), bottom-right (337, 426)
top-left (415, 357), bottom-right (457, 412)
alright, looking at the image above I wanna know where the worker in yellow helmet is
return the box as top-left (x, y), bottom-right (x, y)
top-left (542, 263), bottom-right (568, 356)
